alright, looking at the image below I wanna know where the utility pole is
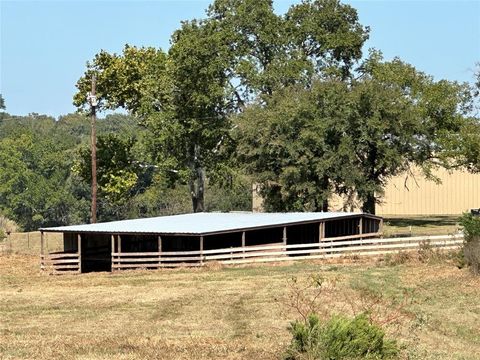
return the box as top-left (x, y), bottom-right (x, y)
top-left (87, 75), bottom-right (98, 223)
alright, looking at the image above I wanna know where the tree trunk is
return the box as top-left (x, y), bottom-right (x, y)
top-left (362, 145), bottom-right (378, 214)
top-left (321, 176), bottom-right (329, 212)
top-left (362, 193), bottom-right (376, 214)
top-left (189, 144), bottom-right (205, 213)
top-left (322, 199), bottom-right (329, 212)
top-left (189, 166), bottom-right (205, 213)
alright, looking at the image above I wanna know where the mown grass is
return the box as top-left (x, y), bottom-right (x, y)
top-left (1, 253), bottom-right (479, 360)
top-left (383, 216), bottom-right (460, 237)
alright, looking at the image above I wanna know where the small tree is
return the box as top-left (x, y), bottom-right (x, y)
top-left (460, 213), bottom-right (480, 275)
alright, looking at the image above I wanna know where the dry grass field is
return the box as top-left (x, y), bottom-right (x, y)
top-left (1, 252), bottom-right (479, 360)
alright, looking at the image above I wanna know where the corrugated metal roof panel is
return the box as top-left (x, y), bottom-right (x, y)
top-left (40, 212), bottom-right (372, 235)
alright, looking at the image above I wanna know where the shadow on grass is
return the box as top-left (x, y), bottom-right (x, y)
top-left (385, 216), bottom-right (458, 228)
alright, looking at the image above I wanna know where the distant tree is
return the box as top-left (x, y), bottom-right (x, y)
top-left (350, 53), bottom-right (473, 213)
top-left (236, 81), bottom-right (354, 211)
top-left (473, 62), bottom-right (480, 98)
top-left (207, 0), bottom-right (369, 102)
top-left (0, 133), bottom-right (82, 230)
top-left (74, 134), bottom-right (139, 206)
top-left (437, 64), bottom-right (480, 174)
top-left (0, 94), bottom-right (5, 110)
top-left (236, 52), bottom-right (473, 214)
top-left (74, 25), bottom-right (232, 212)
top-left (73, 0), bottom-right (369, 213)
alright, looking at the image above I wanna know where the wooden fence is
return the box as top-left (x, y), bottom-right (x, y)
top-left (39, 233), bottom-right (463, 274)
top-left (111, 233), bottom-right (463, 271)
top-left (41, 252), bottom-right (80, 274)
top-left (1, 231), bottom-right (62, 255)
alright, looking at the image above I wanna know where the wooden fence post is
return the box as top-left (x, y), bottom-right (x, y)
top-left (158, 235), bottom-right (162, 269)
top-left (111, 235), bottom-right (115, 272)
top-left (242, 232), bottom-right (246, 259)
top-left (359, 218), bottom-right (363, 246)
top-left (40, 231), bottom-right (44, 271)
top-left (319, 222), bottom-right (325, 251)
top-left (77, 234), bottom-right (82, 274)
top-left (117, 235), bottom-right (122, 271)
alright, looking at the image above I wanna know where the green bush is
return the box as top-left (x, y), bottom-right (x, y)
top-left (460, 213), bottom-right (480, 275)
top-left (460, 213), bottom-right (480, 239)
top-left (285, 313), bottom-right (399, 360)
top-left (286, 314), bottom-right (324, 359)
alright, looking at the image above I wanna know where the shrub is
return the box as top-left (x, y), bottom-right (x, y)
top-left (285, 314), bottom-right (324, 359)
top-left (285, 313), bottom-right (399, 360)
top-left (0, 215), bottom-right (18, 236)
top-left (460, 213), bottom-right (480, 275)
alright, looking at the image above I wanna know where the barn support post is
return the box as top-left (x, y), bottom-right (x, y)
top-left (359, 217), bottom-right (363, 246)
top-left (77, 234), bottom-right (82, 274)
top-left (111, 235), bottom-right (115, 272)
top-left (241, 232), bottom-right (246, 259)
top-left (199, 236), bottom-right (204, 265)
top-left (318, 222), bottom-right (323, 249)
top-left (319, 222), bottom-right (326, 253)
top-left (158, 235), bottom-right (162, 268)
top-left (118, 236), bottom-right (122, 270)
top-left (319, 222), bottom-right (325, 241)
top-left (40, 231), bottom-right (45, 271)
top-left (282, 226), bottom-right (287, 255)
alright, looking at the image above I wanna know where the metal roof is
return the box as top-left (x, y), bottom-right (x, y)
top-left (40, 212), bottom-right (378, 236)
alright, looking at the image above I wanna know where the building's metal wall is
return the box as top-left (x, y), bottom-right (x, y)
top-left (377, 168), bottom-right (480, 216)
top-left (254, 168), bottom-right (480, 216)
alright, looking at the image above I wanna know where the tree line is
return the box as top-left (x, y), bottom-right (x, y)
top-left (1, 0), bottom-right (479, 231)
top-left (0, 107), bottom-right (251, 231)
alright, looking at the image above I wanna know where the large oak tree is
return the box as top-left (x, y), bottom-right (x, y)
top-left (74, 0), bottom-right (369, 212)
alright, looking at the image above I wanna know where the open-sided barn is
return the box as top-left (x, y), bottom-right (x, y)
top-left (40, 212), bottom-right (382, 274)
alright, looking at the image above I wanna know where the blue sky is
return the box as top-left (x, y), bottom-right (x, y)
top-left (1, 0), bottom-right (479, 117)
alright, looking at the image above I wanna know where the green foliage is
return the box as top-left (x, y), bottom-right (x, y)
top-left (0, 120), bottom-right (86, 230)
top-left (236, 51), bottom-right (474, 213)
top-left (346, 53), bottom-right (470, 213)
top-left (74, 30), bottom-right (233, 212)
top-left (74, 133), bottom-right (140, 203)
top-left (460, 213), bottom-right (480, 275)
top-left (448, 119), bottom-right (480, 173)
top-left (208, 0), bottom-right (369, 101)
top-left (0, 111), bottom-right (149, 229)
top-left (286, 314), bottom-right (324, 359)
top-left (285, 313), bottom-right (399, 360)
top-left (0, 94), bottom-right (5, 110)
top-left (73, 0), bottom-right (370, 212)
top-left (236, 80), bottom-right (353, 211)
top-left (460, 213), bottom-right (480, 239)
top-left (74, 45), bottom-right (169, 114)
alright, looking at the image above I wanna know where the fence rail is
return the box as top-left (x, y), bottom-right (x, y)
top-left (111, 234), bottom-right (463, 270)
top-left (41, 252), bottom-right (80, 274)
